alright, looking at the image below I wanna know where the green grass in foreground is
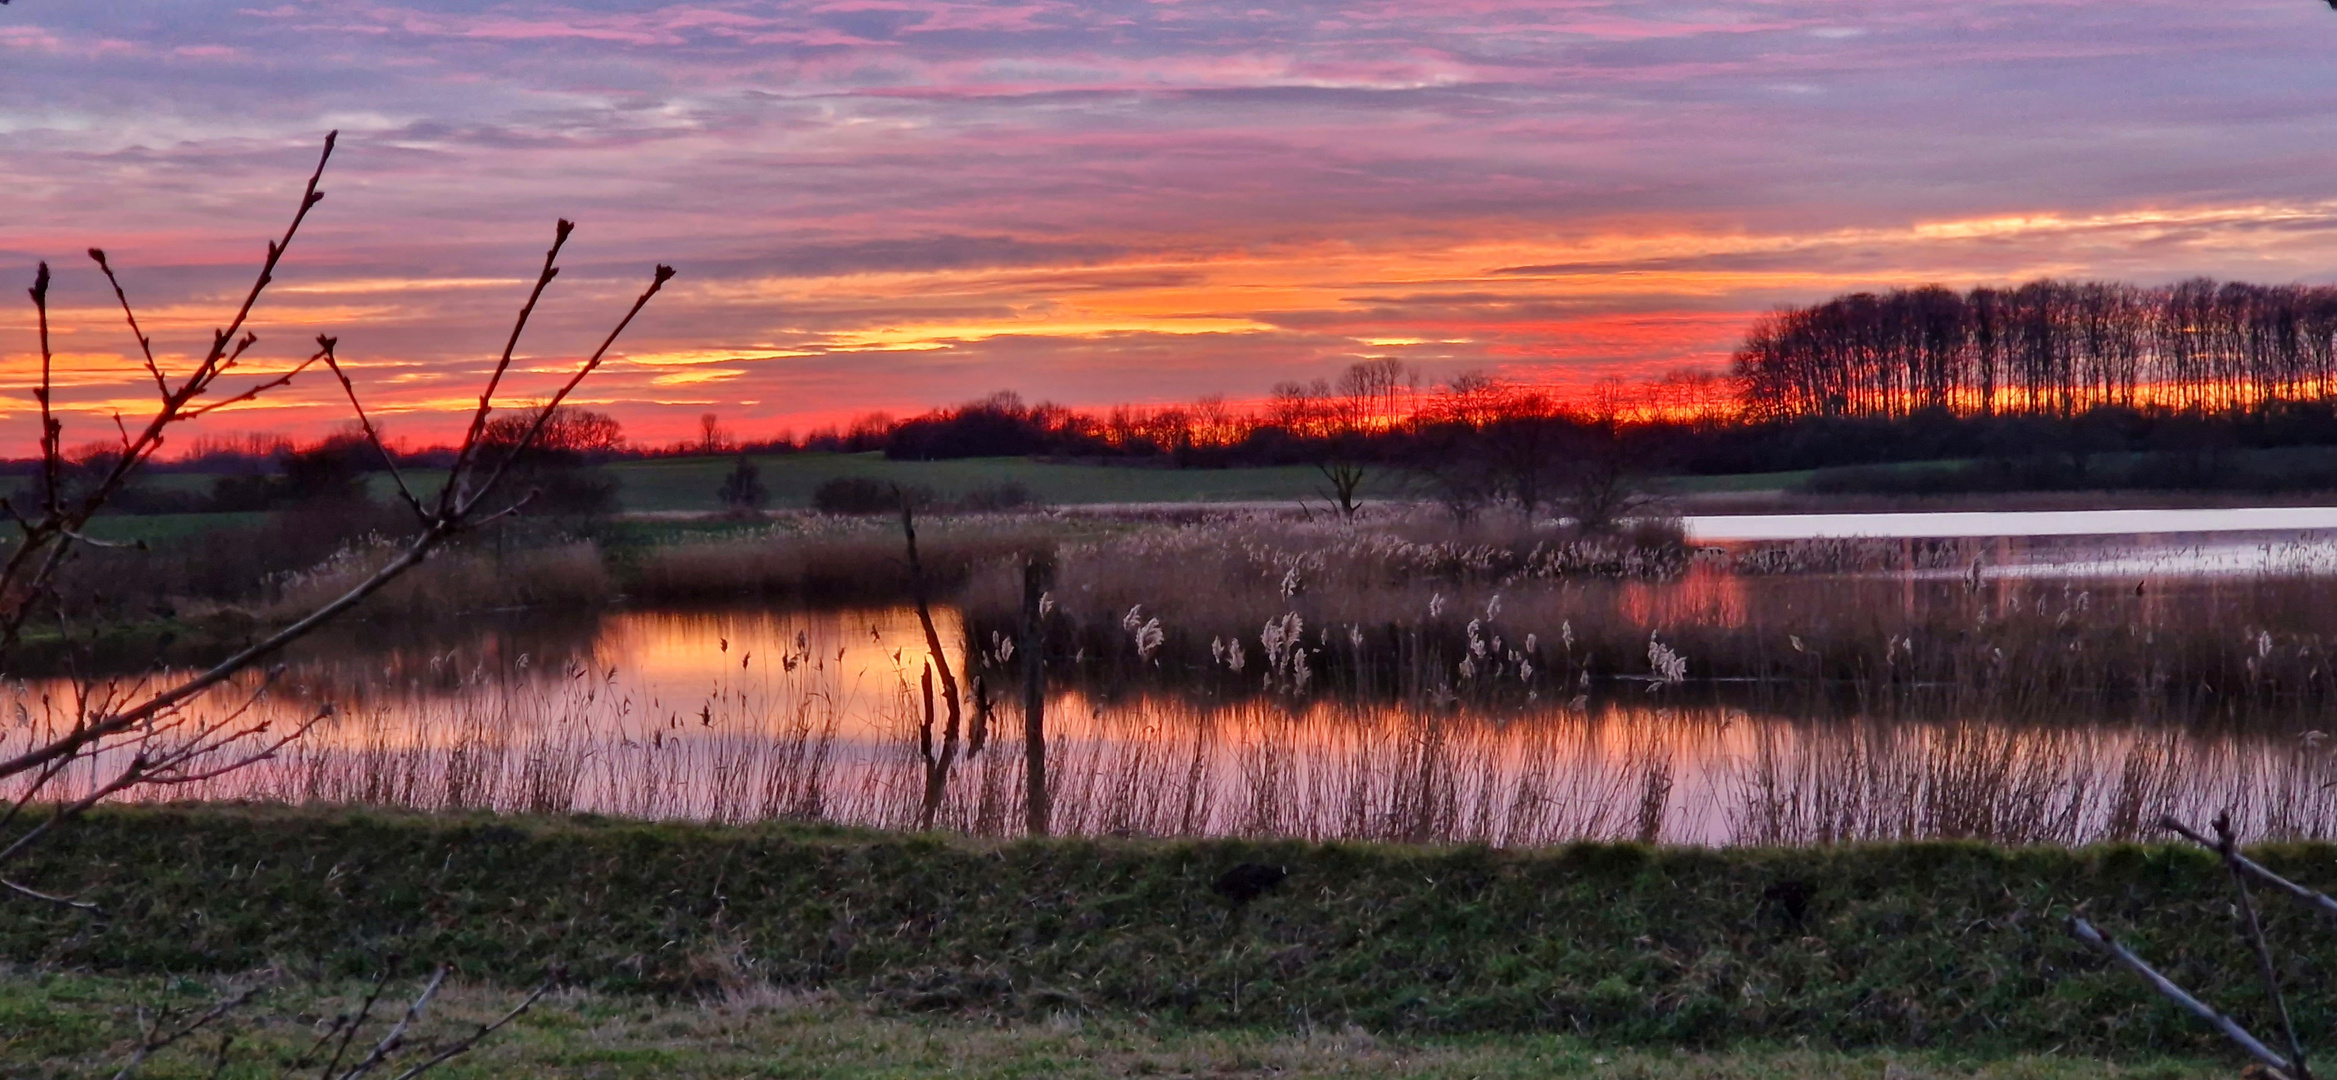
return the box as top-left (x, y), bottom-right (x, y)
top-left (10, 806), bottom-right (2337, 1061)
top-left (0, 971), bottom-right (2217, 1079)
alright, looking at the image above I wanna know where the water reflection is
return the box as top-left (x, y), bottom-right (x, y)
top-left (15, 604), bottom-right (2337, 846)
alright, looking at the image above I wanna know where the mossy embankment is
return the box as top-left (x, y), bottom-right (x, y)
top-left (6, 806), bottom-right (2333, 1057)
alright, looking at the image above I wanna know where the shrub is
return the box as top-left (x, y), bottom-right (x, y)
top-left (717, 456), bottom-right (768, 516)
top-left (956, 480), bottom-right (1035, 512)
top-left (812, 477), bottom-right (930, 514)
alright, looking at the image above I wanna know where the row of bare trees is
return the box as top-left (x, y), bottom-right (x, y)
top-left (1735, 279), bottom-right (2337, 420)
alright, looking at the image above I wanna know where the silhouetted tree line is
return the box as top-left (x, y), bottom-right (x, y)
top-left (39, 300), bottom-right (2337, 517)
top-left (881, 365), bottom-right (1430, 467)
top-left (1735, 279), bottom-right (2337, 420)
top-left (5, 405), bottom-right (628, 517)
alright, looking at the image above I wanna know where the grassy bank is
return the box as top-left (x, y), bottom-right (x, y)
top-left (6, 806), bottom-right (2335, 1060)
top-left (2, 972), bottom-right (2221, 1079)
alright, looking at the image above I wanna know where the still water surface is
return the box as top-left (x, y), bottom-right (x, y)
top-left (26, 601), bottom-right (2336, 846)
top-left (1688, 506), bottom-right (2337, 542)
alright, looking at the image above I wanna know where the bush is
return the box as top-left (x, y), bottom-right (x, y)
top-left (956, 480), bottom-right (1035, 512)
top-left (812, 477), bottom-right (929, 515)
top-left (717, 456), bottom-right (768, 516)
top-left (1623, 514), bottom-right (1687, 555)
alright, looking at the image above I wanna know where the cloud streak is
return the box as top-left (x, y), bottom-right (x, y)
top-left (3, 0), bottom-right (2336, 443)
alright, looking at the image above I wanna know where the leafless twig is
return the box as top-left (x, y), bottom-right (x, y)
top-left (333, 967), bottom-right (447, 1079)
top-left (107, 987), bottom-right (260, 1080)
top-left (1, 132), bottom-right (672, 905)
top-left (382, 974), bottom-right (556, 1080)
top-left (897, 493), bottom-right (963, 829)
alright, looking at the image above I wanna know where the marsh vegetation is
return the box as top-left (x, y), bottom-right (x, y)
top-left (23, 508), bottom-right (2337, 848)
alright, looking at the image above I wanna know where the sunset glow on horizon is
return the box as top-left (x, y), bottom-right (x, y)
top-left (7, 1), bottom-right (2337, 447)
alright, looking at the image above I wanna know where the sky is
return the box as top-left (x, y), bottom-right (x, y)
top-left (4, 1), bottom-right (2337, 447)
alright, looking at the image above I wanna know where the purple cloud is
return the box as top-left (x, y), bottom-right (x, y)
top-left (3, 0), bottom-right (2335, 443)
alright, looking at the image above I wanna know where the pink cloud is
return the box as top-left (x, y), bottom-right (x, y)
top-left (4, 0), bottom-right (2336, 444)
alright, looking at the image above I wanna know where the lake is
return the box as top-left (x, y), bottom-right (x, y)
top-left (22, 588), bottom-right (2337, 846)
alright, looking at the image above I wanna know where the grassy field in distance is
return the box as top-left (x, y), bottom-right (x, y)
top-left (1655, 468), bottom-right (1814, 494)
top-left (359, 453), bottom-right (1358, 512)
top-left (104, 445), bottom-right (2331, 527)
top-left (602, 452), bottom-right (1368, 512)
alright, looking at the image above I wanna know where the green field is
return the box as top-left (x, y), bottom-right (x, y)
top-left (70, 444), bottom-right (2325, 532)
top-left (606, 453), bottom-right (1364, 512)
top-left (345, 453), bottom-right (1376, 514)
top-left (1656, 468), bottom-right (1815, 495)
top-left (1, 971), bottom-right (2216, 1079)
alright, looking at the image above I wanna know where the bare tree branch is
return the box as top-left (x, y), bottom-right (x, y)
top-left (89, 248), bottom-right (168, 395)
top-left (336, 967), bottom-right (447, 1079)
top-left (316, 336), bottom-right (428, 524)
top-left (456, 262), bottom-right (674, 519)
top-left (0, 134), bottom-right (669, 910)
top-left (438, 221), bottom-right (574, 519)
top-left (107, 987), bottom-right (260, 1080)
top-left (383, 975), bottom-right (555, 1080)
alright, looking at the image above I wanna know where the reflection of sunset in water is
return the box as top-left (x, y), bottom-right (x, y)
top-left (1615, 564), bottom-right (1749, 629)
top-left (12, 604), bottom-right (2337, 844)
top-left (586, 607), bottom-right (967, 741)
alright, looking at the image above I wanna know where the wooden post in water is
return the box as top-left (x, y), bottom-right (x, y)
top-left (899, 494), bottom-right (962, 832)
top-left (1021, 555), bottom-right (1053, 836)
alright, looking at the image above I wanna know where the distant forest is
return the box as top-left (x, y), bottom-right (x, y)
top-left (25, 276), bottom-right (2337, 505)
top-left (1734, 278), bottom-right (2337, 419)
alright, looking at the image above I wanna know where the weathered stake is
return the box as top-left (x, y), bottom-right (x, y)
top-left (1021, 555), bottom-right (1052, 836)
top-left (898, 494), bottom-right (961, 831)
top-left (2069, 916), bottom-right (2296, 1077)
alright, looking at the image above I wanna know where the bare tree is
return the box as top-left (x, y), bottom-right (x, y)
top-left (0, 131), bottom-right (673, 902)
top-left (698, 411), bottom-right (734, 455)
top-left (1733, 277), bottom-right (2337, 422)
top-left (1314, 459), bottom-right (1368, 522)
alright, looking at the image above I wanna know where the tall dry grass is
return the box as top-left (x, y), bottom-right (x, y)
top-left (264, 536), bottom-right (614, 621)
top-left (25, 507), bottom-right (2337, 847)
top-left (20, 658), bottom-right (2337, 847)
top-left (958, 511), bottom-right (2337, 708)
top-left (626, 514), bottom-right (1065, 603)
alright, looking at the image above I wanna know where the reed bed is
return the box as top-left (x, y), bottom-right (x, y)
top-left (959, 512), bottom-right (2337, 708)
top-left (15, 660), bottom-right (2337, 846)
top-left (29, 510), bottom-right (2337, 848)
top-left (264, 536), bottom-right (616, 620)
top-left (624, 514), bottom-right (1067, 603)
